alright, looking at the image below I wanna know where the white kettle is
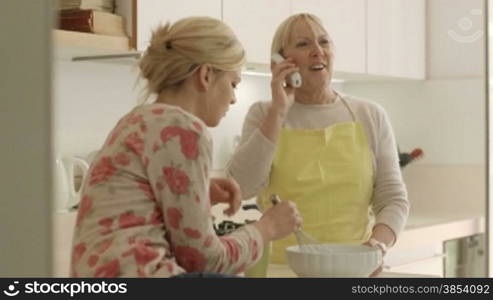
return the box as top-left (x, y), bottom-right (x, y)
top-left (54, 156), bottom-right (90, 212)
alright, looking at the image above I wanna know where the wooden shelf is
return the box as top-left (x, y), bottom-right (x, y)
top-left (54, 29), bottom-right (130, 51)
top-left (53, 29), bottom-right (140, 63)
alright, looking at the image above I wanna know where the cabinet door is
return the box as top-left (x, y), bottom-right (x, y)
top-left (291, 0), bottom-right (366, 74)
top-left (427, 0), bottom-right (484, 78)
top-left (136, 0), bottom-right (222, 51)
top-left (223, 0), bottom-right (291, 64)
top-left (367, 0), bottom-right (425, 79)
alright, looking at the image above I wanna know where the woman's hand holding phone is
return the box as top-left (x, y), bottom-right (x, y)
top-left (270, 53), bottom-right (300, 116)
top-left (271, 53), bottom-right (302, 88)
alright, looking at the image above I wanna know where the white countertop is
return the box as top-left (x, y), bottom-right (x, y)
top-left (265, 264), bottom-right (439, 278)
top-left (52, 204), bottom-right (485, 277)
top-left (396, 209), bottom-right (485, 249)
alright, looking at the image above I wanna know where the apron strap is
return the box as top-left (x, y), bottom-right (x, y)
top-left (338, 94), bottom-right (357, 122)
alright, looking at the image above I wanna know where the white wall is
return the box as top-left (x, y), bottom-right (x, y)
top-left (343, 79), bottom-right (486, 234)
top-left (427, 0), bottom-right (485, 79)
top-left (344, 79), bottom-right (486, 165)
top-left (54, 61), bottom-right (342, 170)
top-left (55, 58), bottom-right (486, 166)
top-left (54, 61), bottom-right (274, 170)
top-left (54, 60), bottom-right (141, 157)
top-left (54, 61), bottom-right (269, 170)
top-left (209, 75), bottom-right (273, 170)
top-left (55, 61), bottom-right (485, 166)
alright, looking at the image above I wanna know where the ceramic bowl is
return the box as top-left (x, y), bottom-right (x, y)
top-left (285, 244), bottom-right (382, 278)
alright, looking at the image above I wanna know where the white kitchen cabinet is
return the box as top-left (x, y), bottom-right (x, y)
top-left (367, 0), bottom-right (426, 79)
top-left (222, 0), bottom-right (292, 64)
top-left (136, 0), bottom-right (222, 51)
top-left (291, 0), bottom-right (366, 74)
top-left (427, 0), bottom-right (485, 79)
top-left (385, 243), bottom-right (444, 277)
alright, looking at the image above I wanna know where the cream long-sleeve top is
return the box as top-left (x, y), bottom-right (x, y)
top-left (225, 93), bottom-right (410, 238)
top-left (71, 103), bottom-right (263, 278)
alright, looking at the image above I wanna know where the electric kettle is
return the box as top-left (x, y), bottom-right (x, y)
top-left (54, 156), bottom-right (89, 212)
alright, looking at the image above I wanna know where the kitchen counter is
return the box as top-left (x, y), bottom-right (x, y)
top-left (396, 164), bottom-right (486, 248)
top-left (52, 206), bottom-right (485, 277)
top-left (382, 208), bottom-right (484, 277)
top-left (260, 208), bottom-right (485, 278)
top-left (395, 210), bottom-right (484, 249)
top-left (265, 264), bottom-right (439, 278)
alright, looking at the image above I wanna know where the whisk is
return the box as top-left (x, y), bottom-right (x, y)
top-left (270, 194), bottom-right (320, 253)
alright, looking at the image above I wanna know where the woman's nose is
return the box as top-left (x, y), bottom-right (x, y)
top-left (230, 98), bottom-right (236, 104)
top-left (311, 44), bottom-right (324, 57)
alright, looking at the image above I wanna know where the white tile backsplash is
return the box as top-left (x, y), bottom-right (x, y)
top-left (344, 79), bottom-right (485, 165)
top-left (402, 164), bottom-right (485, 215)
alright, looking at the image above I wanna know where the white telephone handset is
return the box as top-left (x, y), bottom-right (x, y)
top-left (271, 52), bottom-right (302, 88)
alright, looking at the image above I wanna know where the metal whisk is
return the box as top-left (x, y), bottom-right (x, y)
top-left (270, 194), bottom-right (320, 253)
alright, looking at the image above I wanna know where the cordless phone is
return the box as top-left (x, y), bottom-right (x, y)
top-left (271, 52), bottom-right (302, 88)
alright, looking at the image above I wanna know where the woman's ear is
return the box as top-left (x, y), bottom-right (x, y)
top-left (196, 64), bottom-right (214, 92)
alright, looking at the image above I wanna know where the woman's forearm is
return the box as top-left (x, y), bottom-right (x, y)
top-left (226, 103), bottom-right (287, 198)
top-left (225, 130), bottom-right (276, 199)
top-left (260, 104), bottom-right (288, 144)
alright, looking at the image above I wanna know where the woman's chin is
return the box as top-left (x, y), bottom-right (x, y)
top-left (306, 73), bottom-right (331, 87)
top-left (205, 118), bottom-right (221, 127)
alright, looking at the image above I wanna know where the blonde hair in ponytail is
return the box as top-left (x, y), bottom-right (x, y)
top-left (138, 16), bottom-right (245, 104)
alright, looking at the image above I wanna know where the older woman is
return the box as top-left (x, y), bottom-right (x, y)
top-left (70, 16), bottom-right (302, 278)
top-left (226, 13), bottom-right (409, 273)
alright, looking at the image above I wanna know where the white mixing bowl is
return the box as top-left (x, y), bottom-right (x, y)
top-left (285, 244), bottom-right (382, 278)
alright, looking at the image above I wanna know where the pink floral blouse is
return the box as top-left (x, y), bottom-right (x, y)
top-left (70, 103), bottom-right (263, 277)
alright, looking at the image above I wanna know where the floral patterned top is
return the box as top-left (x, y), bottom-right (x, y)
top-left (70, 103), bottom-right (263, 277)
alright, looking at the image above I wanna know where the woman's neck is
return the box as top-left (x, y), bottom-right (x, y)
top-left (295, 87), bottom-right (337, 105)
top-left (155, 88), bottom-right (201, 117)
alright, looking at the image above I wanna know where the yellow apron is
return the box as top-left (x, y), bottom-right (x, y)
top-left (258, 97), bottom-right (375, 263)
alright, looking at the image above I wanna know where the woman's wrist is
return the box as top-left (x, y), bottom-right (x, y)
top-left (260, 103), bottom-right (288, 143)
top-left (252, 219), bottom-right (274, 243)
top-left (368, 238), bottom-right (388, 256)
top-left (371, 223), bottom-right (396, 247)
top-left (268, 102), bottom-right (289, 119)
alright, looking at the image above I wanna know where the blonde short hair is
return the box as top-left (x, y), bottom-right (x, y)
top-left (139, 16), bottom-right (245, 102)
top-left (271, 13), bottom-right (327, 55)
